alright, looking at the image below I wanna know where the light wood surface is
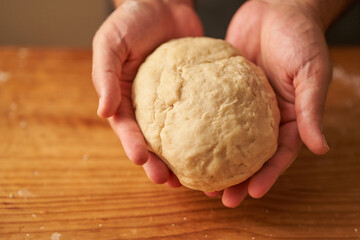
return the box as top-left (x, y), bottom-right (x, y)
top-left (0, 46), bottom-right (359, 240)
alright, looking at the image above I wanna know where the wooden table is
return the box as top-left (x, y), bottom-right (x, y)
top-left (0, 46), bottom-right (359, 240)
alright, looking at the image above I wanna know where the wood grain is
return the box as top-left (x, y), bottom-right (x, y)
top-left (0, 46), bottom-right (359, 240)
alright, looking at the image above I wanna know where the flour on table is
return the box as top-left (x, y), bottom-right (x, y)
top-left (18, 48), bottom-right (29, 59)
top-left (0, 71), bottom-right (10, 83)
top-left (17, 189), bottom-right (35, 197)
top-left (50, 232), bottom-right (62, 240)
top-left (10, 103), bottom-right (18, 112)
top-left (333, 66), bottom-right (360, 96)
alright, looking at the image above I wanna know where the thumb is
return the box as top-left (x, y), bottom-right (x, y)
top-left (92, 12), bottom-right (128, 118)
top-left (294, 52), bottom-right (332, 155)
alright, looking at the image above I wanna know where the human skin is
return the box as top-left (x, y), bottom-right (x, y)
top-left (92, 0), bottom-right (353, 208)
top-left (92, 0), bottom-right (203, 186)
top-left (215, 0), bottom-right (353, 207)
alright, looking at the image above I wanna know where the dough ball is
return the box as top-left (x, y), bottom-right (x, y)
top-left (132, 37), bottom-right (280, 192)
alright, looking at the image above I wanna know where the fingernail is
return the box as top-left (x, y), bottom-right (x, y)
top-left (322, 134), bottom-right (330, 151)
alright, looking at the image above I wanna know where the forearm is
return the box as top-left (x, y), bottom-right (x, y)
top-left (113, 0), bottom-right (194, 8)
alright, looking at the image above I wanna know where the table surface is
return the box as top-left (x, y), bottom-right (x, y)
top-left (0, 46), bottom-right (359, 240)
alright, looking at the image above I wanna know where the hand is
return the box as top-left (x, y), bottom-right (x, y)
top-left (92, 0), bottom-right (203, 186)
top-left (214, 0), bottom-right (334, 207)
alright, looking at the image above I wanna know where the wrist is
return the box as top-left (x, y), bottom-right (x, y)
top-left (294, 0), bottom-right (354, 31)
top-left (255, 0), bottom-right (354, 32)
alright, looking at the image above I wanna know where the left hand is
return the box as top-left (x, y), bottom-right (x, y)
top-left (211, 0), bottom-right (332, 207)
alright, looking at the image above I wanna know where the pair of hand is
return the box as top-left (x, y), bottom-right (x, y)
top-left (92, 0), bottom-right (331, 207)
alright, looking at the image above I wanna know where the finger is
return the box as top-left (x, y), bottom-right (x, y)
top-left (204, 191), bottom-right (222, 198)
top-left (294, 53), bottom-right (332, 155)
top-left (248, 121), bottom-right (302, 198)
top-left (167, 171), bottom-right (182, 188)
top-left (222, 181), bottom-right (249, 208)
top-left (143, 152), bottom-right (169, 184)
top-left (108, 109), bottom-right (148, 165)
top-left (92, 17), bottom-right (128, 118)
top-left (224, 1), bottom-right (263, 62)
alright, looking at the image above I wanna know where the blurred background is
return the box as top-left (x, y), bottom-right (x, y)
top-left (0, 0), bottom-right (359, 47)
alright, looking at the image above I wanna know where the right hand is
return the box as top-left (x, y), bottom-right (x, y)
top-left (92, 0), bottom-right (203, 185)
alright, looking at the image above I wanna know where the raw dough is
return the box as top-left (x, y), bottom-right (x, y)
top-left (132, 37), bottom-right (280, 192)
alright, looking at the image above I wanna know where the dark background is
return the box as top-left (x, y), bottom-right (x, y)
top-left (0, 0), bottom-right (359, 47)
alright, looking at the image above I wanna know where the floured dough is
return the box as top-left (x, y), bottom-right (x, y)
top-left (132, 37), bottom-right (280, 192)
